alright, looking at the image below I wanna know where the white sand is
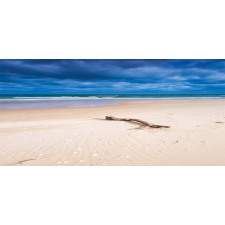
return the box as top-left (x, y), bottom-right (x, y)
top-left (0, 99), bottom-right (225, 166)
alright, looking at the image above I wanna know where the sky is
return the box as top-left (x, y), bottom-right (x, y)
top-left (0, 59), bottom-right (225, 95)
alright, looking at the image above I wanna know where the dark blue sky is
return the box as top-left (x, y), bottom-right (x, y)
top-left (0, 59), bottom-right (225, 94)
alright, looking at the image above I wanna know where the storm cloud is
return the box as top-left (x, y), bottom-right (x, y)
top-left (0, 59), bottom-right (225, 94)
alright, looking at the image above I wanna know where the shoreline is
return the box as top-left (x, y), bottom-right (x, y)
top-left (0, 99), bottom-right (225, 166)
top-left (0, 97), bottom-right (225, 111)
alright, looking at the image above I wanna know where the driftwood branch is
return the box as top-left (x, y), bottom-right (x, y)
top-left (105, 116), bottom-right (170, 129)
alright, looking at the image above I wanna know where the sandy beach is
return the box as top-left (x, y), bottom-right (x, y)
top-left (0, 99), bottom-right (225, 166)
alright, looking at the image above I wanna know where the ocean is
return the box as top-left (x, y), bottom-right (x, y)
top-left (0, 94), bottom-right (224, 109)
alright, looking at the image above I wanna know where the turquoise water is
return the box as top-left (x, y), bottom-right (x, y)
top-left (0, 94), bottom-right (224, 109)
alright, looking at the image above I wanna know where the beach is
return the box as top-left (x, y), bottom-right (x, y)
top-left (0, 99), bottom-right (225, 166)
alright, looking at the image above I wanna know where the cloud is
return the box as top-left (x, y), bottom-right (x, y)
top-left (0, 59), bottom-right (225, 94)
